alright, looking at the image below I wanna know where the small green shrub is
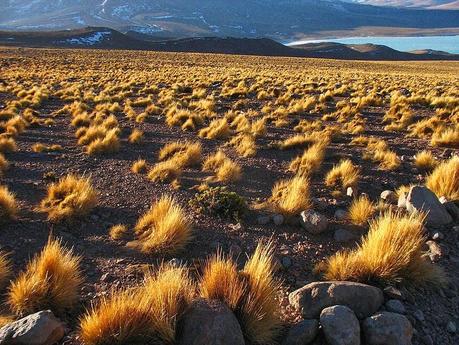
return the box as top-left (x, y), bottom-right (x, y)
top-left (190, 187), bottom-right (247, 221)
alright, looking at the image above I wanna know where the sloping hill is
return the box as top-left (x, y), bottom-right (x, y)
top-left (0, 27), bottom-right (457, 61)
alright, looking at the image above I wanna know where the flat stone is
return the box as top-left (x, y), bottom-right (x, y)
top-left (0, 310), bottom-right (65, 345)
top-left (272, 214), bottom-right (284, 226)
top-left (289, 281), bottom-right (384, 319)
top-left (334, 209), bottom-right (347, 220)
top-left (257, 215), bottom-right (271, 225)
top-left (334, 229), bottom-right (358, 243)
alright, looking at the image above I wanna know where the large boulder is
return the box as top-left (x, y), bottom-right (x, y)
top-left (282, 319), bottom-right (319, 345)
top-left (405, 186), bottom-right (452, 226)
top-left (300, 210), bottom-right (329, 234)
top-left (289, 281), bottom-right (384, 319)
top-left (362, 312), bottom-right (413, 345)
top-left (177, 299), bottom-right (245, 345)
top-left (0, 310), bottom-right (65, 345)
top-left (320, 305), bottom-right (361, 345)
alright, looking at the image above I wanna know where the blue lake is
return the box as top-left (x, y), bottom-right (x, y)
top-left (287, 35), bottom-right (459, 54)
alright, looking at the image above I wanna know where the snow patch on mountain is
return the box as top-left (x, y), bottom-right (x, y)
top-left (57, 30), bottom-right (112, 46)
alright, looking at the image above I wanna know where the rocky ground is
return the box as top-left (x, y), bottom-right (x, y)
top-left (0, 48), bottom-right (457, 344)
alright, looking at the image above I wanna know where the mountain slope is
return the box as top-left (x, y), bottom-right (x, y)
top-left (343, 1), bottom-right (459, 9)
top-left (2, 1), bottom-right (459, 40)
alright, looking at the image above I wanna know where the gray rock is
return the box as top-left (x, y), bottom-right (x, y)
top-left (300, 210), bottom-right (329, 234)
top-left (385, 300), bottom-right (406, 314)
top-left (320, 305), bottom-right (361, 345)
top-left (426, 240), bottom-right (443, 262)
top-left (446, 321), bottom-right (456, 333)
top-left (412, 309), bottom-right (425, 323)
top-left (281, 257), bottom-right (292, 269)
top-left (363, 312), bottom-right (413, 345)
top-left (272, 214), bottom-right (284, 226)
top-left (334, 209), bottom-right (347, 220)
top-left (176, 299), bottom-right (245, 345)
top-left (334, 229), bottom-right (358, 243)
top-left (347, 187), bottom-right (355, 198)
top-left (405, 186), bottom-right (452, 226)
top-left (257, 215), bottom-right (271, 225)
top-left (381, 190), bottom-right (397, 204)
top-left (0, 310), bottom-right (65, 345)
top-left (420, 335), bottom-right (433, 345)
top-left (432, 231), bottom-right (444, 241)
top-left (283, 319), bottom-right (319, 345)
top-left (444, 201), bottom-right (459, 220)
top-left (289, 281), bottom-right (384, 319)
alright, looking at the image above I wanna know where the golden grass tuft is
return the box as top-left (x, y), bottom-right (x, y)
top-left (229, 133), bottom-right (257, 158)
top-left (0, 154), bottom-right (9, 175)
top-left (39, 174), bottom-right (97, 221)
top-left (199, 252), bottom-right (245, 310)
top-left (238, 242), bottom-right (282, 344)
top-left (129, 195), bottom-right (192, 254)
top-left (80, 264), bottom-right (193, 345)
top-left (289, 142), bottom-right (327, 176)
top-left (325, 159), bottom-right (360, 191)
top-left (158, 141), bottom-right (202, 168)
top-left (131, 159), bottom-right (148, 174)
top-left (348, 195), bottom-right (376, 226)
top-left (414, 150), bottom-right (437, 171)
top-left (128, 128), bottom-right (144, 144)
top-left (0, 137), bottom-right (17, 153)
top-left (86, 128), bottom-right (120, 155)
top-left (109, 224), bottom-right (129, 240)
top-left (321, 212), bottom-right (446, 285)
top-left (9, 238), bottom-right (83, 316)
top-left (430, 126), bottom-right (459, 147)
top-left (148, 160), bottom-right (182, 183)
top-left (199, 118), bottom-right (231, 140)
top-left (203, 150), bottom-right (241, 183)
top-left (0, 253), bottom-right (11, 289)
top-left (198, 243), bottom-right (281, 344)
top-left (425, 156), bottom-right (459, 200)
top-left (268, 175), bottom-right (311, 217)
top-left (0, 185), bottom-right (18, 221)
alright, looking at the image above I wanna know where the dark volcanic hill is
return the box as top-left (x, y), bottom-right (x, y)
top-left (1, 1), bottom-right (459, 40)
top-left (0, 27), bottom-right (458, 61)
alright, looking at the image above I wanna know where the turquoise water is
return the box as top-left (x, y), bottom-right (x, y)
top-left (287, 35), bottom-right (459, 54)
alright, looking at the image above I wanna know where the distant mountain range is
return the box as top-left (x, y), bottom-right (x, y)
top-left (343, 1), bottom-right (459, 9)
top-left (1, 27), bottom-right (457, 61)
top-left (1, 1), bottom-right (459, 40)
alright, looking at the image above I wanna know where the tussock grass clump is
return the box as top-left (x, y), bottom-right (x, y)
top-left (426, 156), bottom-right (459, 200)
top-left (32, 143), bottom-right (62, 153)
top-left (199, 118), bottom-right (231, 140)
top-left (199, 243), bottom-right (281, 344)
top-left (0, 137), bottom-right (17, 153)
top-left (0, 253), bottom-right (11, 289)
top-left (266, 175), bottom-right (311, 217)
top-left (148, 160), bottom-right (182, 183)
top-left (0, 153), bottom-right (9, 175)
top-left (280, 133), bottom-right (320, 150)
top-left (128, 128), bottom-right (144, 144)
top-left (158, 141), bottom-right (202, 168)
top-left (109, 224), bottom-right (129, 240)
top-left (131, 159), bottom-right (148, 174)
top-left (229, 133), bottom-right (257, 158)
top-left (9, 238), bottom-right (83, 316)
top-left (414, 150), bottom-right (437, 171)
top-left (39, 174), bottom-right (97, 221)
top-left (289, 142), bottom-right (327, 176)
top-left (348, 195), bottom-right (375, 226)
top-left (325, 159), bottom-right (360, 191)
top-left (431, 126), bottom-right (459, 147)
top-left (86, 128), bottom-right (120, 155)
top-left (80, 264), bottom-right (193, 345)
top-left (129, 196), bottom-right (192, 254)
top-left (320, 212), bottom-right (446, 286)
top-left (203, 150), bottom-right (241, 183)
top-left (0, 185), bottom-right (18, 221)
